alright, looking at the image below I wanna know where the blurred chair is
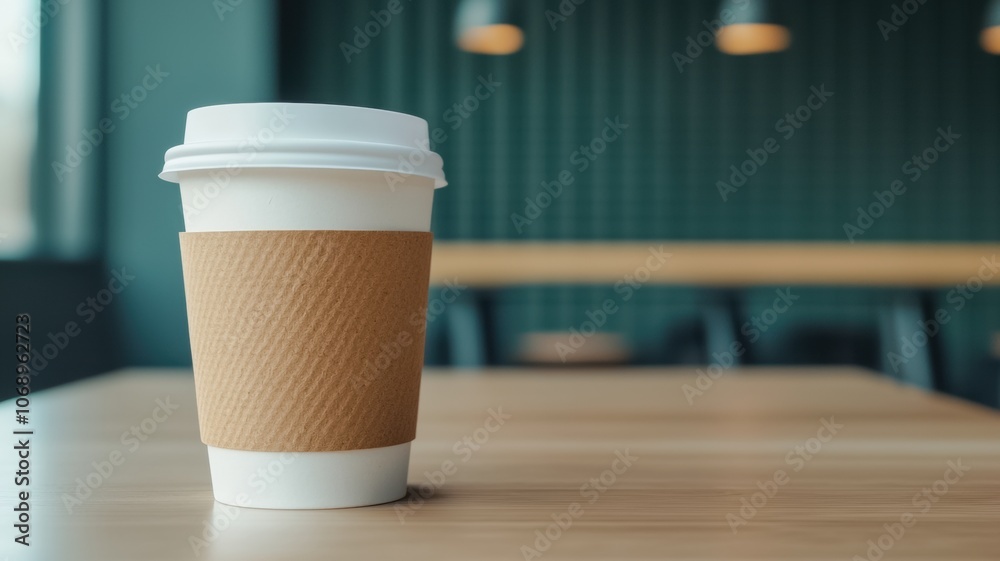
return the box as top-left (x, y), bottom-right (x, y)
top-left (877, 293), bottom-right (944, 391)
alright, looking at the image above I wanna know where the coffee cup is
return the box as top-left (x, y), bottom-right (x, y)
top-left (160, 103), bottom-right (446, 509)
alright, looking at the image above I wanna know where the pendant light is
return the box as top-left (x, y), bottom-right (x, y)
top-left (716, 0), bottom-right (791, 55)
top-left (454, 0), bottom-right (524, 55)
top-left (982, 0), bottom-right (1000, 54)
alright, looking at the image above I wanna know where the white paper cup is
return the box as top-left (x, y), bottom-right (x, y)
top-left (160, 103), bottom-right (446, 509)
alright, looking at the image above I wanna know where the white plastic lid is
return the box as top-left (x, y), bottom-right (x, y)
top-left (159, 103), bottom-right (447, 187)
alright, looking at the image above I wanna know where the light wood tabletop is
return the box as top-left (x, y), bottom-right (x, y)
top-left (429, 242), bottom-right (1000, 286)
top-left (2, 367), bottom-right (999, 560)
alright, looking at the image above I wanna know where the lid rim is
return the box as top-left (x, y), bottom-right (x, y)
top-left (161, 103), bottom-right (447, 188)
top-left (159, 163), bottom-right (447, 188)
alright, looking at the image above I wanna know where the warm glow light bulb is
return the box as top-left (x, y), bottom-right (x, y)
top-left (981, 26), bottom-right (1000, 55)
top-left (457, 23), bottom-right (524, 55)
top-left (716, 23), bottom-right (791, 55)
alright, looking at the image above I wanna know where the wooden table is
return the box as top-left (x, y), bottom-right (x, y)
top-left (3, 367), bottom-right (999, 560)
top-left (429, 243), bottom-right (1000, 286)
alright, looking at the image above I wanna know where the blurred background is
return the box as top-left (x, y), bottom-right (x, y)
top-left (2, 0), bottom-right (1000, 405)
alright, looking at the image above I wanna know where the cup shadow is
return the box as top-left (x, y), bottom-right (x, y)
top-left (398, 484), bottom-right (450, 506)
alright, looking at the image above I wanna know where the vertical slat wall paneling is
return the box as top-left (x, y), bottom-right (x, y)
top-left (475, 31), bottom-right (498, 241)
top-left (384, 3), bottom-right (404, 111)
top-left (931, 1), bottom-right (957, 241)
top-left (493, 55), bottom-right (511, 238)
top-left (605, 2), bottom-right (625, 241)
top-left (933, 2), bottom-right (951, 238)
top-left (847, 0), bottom-right (871, 247)
top-left (816, 0), bottom-right (837, 243)
top-left (589, 1), bottom-right (609, 242)
top-left (913, 1), bottom-right (939, 241)
top-left (679, 0), bottom-right (700, 239)
top-left (898, 0), bottom-right (919, 245)
top-left (715, 5), bottom-right (737, 241)
top-left (782, 0), bottom-right (809, 241)
top-left (769, 1), bottom-right (794, 242)
top-left (347, 3), bottom-right (367, 108)
top-left (575, 3), bottom-right (594, 241)
top-left (279, 0), bottom-right (1000, 401)
top-left (454, 6), bottom-right (475, 239)
top-left (869, 0), bottom-right (890, 241)
top-left (948, 0), bottom-right (970, 241)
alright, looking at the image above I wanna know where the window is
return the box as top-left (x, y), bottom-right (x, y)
top-left (0, 0), bottom-right (40, 257)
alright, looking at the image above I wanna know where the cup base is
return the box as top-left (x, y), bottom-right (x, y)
top-left (206, 442), bottom-right (410, 509)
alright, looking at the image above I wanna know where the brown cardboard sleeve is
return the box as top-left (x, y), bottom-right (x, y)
top-left (179, 230), bottom-right (432, 452)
